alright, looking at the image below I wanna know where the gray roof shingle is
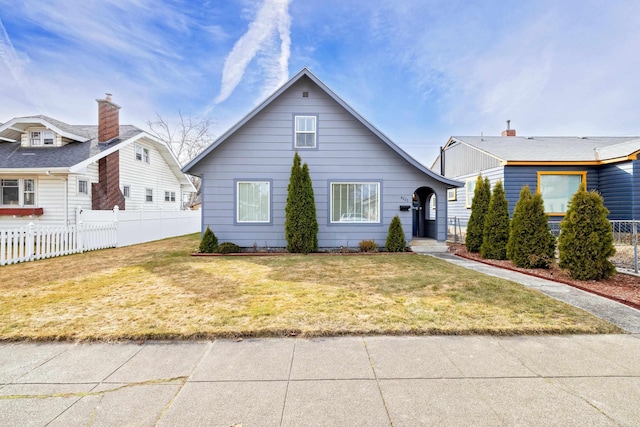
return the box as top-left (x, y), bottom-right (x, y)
top-left (450, 136), bottom-right (640, 162)
top-left (0, 122), bottom-right (143, 169)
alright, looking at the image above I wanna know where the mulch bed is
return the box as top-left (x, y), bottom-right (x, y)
top-left (449, 244), bottom-right (640, 310)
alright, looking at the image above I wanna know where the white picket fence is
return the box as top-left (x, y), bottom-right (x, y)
top-left (0, 222), bottom-right (116, 266)
top-left (1, 206), bottom-right (200, 266)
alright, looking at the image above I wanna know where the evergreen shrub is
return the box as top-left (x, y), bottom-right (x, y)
top-left (466, 176), bottom-right (491, 252)
top-left (480, 180), bottom-right (510, 259)
top-left (285, 152), bottom-right (319, 254)
top-left (216, 242), bottom-right (241, 254)
top-left (386, 215), bottom-right (406, 252)
top-left (507, 186), bottom-right (555, 268)
top-left (199, 226), bottom-right (218, 253)
top-left (558, 184), bottom-right (616, 280)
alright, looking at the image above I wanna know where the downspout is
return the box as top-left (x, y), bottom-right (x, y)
top-left (46, 171), bottom-right (68, 225)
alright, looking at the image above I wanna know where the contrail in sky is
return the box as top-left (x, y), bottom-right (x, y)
top-left (215, 0), bottom-right (292, 104)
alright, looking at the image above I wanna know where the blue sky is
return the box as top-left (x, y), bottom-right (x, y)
top-left (1, 0), bottom-right (639, 166)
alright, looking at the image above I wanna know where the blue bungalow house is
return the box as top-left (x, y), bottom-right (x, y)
top-left (431, 124), bottom-right (640, 222)
top-left (182, 68), bottom-right (461, 249)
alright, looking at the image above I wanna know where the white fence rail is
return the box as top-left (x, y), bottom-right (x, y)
top-left (77, 206), bottom-right (200, 247)
top-left (1, 207), bottom-right (200, 266)
top-left (0, 222), bottom-right (116, 266)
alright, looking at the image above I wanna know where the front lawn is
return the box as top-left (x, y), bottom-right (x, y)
top-left (0, 234), bottom-right (620, 341)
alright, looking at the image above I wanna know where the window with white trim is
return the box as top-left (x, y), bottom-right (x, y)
top-left (78, 179), bottom-right (88, 195)
top-left (123, 185), bottom-right (130, 198)
top-left (465, 178), bottom-right (477, 208)
top-left (29, 130), bottom-right (54, 146)
top-left (1, 178), bottom-right (36, 206)
top-left (145, 188), bottom-right (153, 202)
top-left (538, 171), bottom-right (585, 214)
top-left (294, 115), bottom-right (316, 148)
top-left (30, 131), bottom-right (42, 146)
top-left (165, 191), bottom-right (176, 202)
top-left (237, 181), bottom-right (270, 223)
top-left (330, 182), bottom-right (380, 223)
top-left (135, 144), bottom-right (150, 163)
top-left (43, 131), bottom-right (54, 145)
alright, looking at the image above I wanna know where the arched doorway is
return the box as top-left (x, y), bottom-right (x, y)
top-left (412, 186), bottom-right (437, 238)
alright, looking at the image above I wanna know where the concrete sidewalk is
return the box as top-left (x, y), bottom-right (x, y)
top-left (1, 335), bottom-right (640, 426)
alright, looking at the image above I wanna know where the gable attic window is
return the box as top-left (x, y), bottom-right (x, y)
top-left (294, 115), bottom-right (317, 148)
top-left (537, 171), bottom-right (586, 215)
top-left (135, 144), bottom-right (150, 163)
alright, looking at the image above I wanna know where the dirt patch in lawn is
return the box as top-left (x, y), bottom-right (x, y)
top-left (449, 243), bottom-right (640, 310)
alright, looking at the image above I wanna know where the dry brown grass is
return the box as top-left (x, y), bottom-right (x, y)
top-left (0, 234), bottom-right (621, 341)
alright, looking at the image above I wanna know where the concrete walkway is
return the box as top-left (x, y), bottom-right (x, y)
top-left (2, 254), bottom-right (640, 426)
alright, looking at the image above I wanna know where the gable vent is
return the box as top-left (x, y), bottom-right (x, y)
top-left (302, 91), bottom-right (309, 98)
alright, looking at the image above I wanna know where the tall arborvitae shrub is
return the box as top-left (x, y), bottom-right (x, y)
top-left (386, 215), bottom-right (406, 252)
top-left (507, 186), bottom-right (556, 268)
top-left (199, 226), bottom-right (218, 253)
top-left (480, 180), bottom-right (510, 259)
top-left (558, 184), bottom-right (616, 280)
top-left (466, 176), bottom-right (491, 252)
top-left (285, 152), bottom-right (318, 254)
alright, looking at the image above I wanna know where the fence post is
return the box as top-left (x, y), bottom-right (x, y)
top-left (27, 222), bottom-right (35, 262)
top-left (113, 205), bottom-right (119, 247)
top-left (77, 220), bottom-right (84, 253)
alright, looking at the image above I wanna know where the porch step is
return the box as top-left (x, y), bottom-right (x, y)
top-left (409, 239), bottom-right (450, 253)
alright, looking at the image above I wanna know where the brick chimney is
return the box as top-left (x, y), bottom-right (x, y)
top-left (92, 151), bottom-right (126, 210)
top-left (92, 93), bottom-right (125, 210)
top-left (501, 120), bottom-right (516, 137)
top-left (97, 93), bottom-right (121, 143)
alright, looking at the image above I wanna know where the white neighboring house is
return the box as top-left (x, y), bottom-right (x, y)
top-left (0, 95), bottom-right (195, 226)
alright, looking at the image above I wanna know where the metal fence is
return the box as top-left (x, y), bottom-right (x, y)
top-left (448, 217), bottom-right (639, 273)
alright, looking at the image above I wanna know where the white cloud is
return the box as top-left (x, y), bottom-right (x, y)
top-left (215, 0), bottom-right (292, 104)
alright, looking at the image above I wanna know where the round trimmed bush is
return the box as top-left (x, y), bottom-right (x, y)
top-left (216, 242), bottom-right (241, 254)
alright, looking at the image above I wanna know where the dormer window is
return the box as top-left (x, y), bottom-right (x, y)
top-left (29, 130), bottom-right (54, 146)
top-left (30, 131), bottom-right (42, 146)
top-left (43, 131), bottom-right (54, 145)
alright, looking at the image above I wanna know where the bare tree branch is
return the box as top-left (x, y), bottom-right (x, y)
top-left (147, 112), bottom-right (215, 208)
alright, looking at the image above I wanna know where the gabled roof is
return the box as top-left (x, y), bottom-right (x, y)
top-left (444, 136), bottom-right (640, 165)
top-left (0, 116), bottom-right (194, 189)
top-left (183, 67), bottom-right (461, 187)
top-left (0, 115), bottom-right (93, 143)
